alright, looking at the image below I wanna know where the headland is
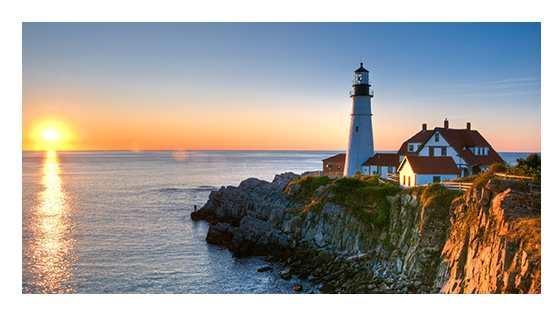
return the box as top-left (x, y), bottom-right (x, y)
top-left (191, 165), bottom-right (541, 294)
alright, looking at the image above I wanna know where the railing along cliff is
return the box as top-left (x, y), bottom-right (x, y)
top-left (440, 182), bottom-right (473, 191)
top-left (494, 172), bottom-right (534, 180)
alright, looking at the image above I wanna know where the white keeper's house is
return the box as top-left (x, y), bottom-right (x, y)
top-left (396, 119), bottom-right (504, 179)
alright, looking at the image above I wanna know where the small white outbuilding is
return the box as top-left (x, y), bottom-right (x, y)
top-left (397, 156), bottom-right (460, 187)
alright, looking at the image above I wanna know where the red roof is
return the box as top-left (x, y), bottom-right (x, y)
top-left (397, 126), bottom-right (504, 167)
top-left (399, 156), bottom-right (460, 175)
top-left (323, 153), bottom-right (346, 162)
top-left (434, 127), bottom-right (503, 166)
top-left (397, 130), bottom-right (431, 155)
top-left (362, 153), bottom-right (400, 166)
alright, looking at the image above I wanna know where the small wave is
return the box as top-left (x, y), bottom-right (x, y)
top-left (193, 186), bottom-right (218, 191)
top-left (156, 186), bottom-right (218, 193)
top-left (157, 187), bottom-right (188, 193)
top-left (152, 270), bottom-right (183, 276)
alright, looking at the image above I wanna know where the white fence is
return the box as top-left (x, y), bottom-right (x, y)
top-left (440, 182), bottom-right (473, 191)
top-left (494, 172), bottom-right (534, 180)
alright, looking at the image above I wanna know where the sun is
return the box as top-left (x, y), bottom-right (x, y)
top-left (43, 130), bottom-right (58, 141)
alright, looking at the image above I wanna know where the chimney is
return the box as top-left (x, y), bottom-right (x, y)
top-left (444, 118), bottom-right (449, 129)
top-left (466, 122), bottom-right (471, 130)
top-left (422, 123), bottom-right (427, 131)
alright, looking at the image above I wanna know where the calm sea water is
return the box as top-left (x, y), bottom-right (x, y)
top-left (21, 150), bottom-right (535, 294)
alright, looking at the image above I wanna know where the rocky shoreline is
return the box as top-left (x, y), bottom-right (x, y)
top-left (191, 172), bottom-right (541, 294)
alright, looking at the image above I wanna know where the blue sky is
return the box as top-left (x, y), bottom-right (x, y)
top-left (22, 22), bottom-right (541, 151)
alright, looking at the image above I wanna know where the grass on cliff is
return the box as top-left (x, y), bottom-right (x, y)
top-left (285, 175), bottom-right (402, 230)
top-left (285, 175), bottom-right (335, 204)
top-left (408, 183), bottom-right (463, 223)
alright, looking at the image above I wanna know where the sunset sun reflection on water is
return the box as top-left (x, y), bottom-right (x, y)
top-left (25, 151), bottom-right (75, 293)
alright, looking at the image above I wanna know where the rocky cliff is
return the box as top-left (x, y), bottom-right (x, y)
top-left (435, 179), bottom-right (541, 293)
top-left (191, 173), bottom-right (541, 294)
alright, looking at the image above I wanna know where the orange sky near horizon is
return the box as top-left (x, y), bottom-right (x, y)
top-left (21, 103), bottom-right (540, 153)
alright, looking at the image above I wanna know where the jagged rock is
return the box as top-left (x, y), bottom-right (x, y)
top-left (486, 179), bottom-right (527, 194)
top-left (346, 253), bottom-right (370, 262)
top-left (206, 222), bottom-right (232, 245)
top-left (279, 268), bottom-right (292, 280)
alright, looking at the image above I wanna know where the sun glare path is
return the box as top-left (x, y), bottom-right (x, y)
top-left (26, 151), bottom-right (75, 293)
top-left (43, 130), bottom-right (58, 141)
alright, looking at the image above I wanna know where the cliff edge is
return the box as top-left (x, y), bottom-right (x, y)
top-left (191, 173), bottom-right (541, 294)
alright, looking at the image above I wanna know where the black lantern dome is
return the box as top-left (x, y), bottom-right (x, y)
top-left (351, 63), bottom-right (372, 97)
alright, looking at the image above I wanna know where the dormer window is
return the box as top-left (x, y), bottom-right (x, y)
top-left (408, 144), bottom-right (414, 152)
top-left (435, 133), bottom-right (439, 142)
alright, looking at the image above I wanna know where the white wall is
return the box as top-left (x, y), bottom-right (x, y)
top-left (345, 95), bottom-right (374, 176)
top-left (415, 174), bottom-right (459, 186)
top-left (399, 161), bottom-right (416, 187)
top-left (418, 133), bottom-right (469, 169)
top-left (362, 165), bottom-right (396, 178)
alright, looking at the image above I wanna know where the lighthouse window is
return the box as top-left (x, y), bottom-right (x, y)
top-left (356, 73), bottom-right (362, 83)
top-left (355, 126), bottom-right (359, 132)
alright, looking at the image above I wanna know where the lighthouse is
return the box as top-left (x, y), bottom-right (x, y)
top-left (344, 63), bottom-right (374, 176)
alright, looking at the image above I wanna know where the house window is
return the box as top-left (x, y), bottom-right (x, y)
top-left (337, 164), bottom-right (341, 170)
top-left (355, 126), bottom-right (359, 132)
top-left (442, 147), bottom-right (447, 156)
top-left (326, 163), bottom-right (332, 170)
top-left (433, 176), bottom-right (441, 183)
top-left (407, 176), bottom-right (411, 186)
top-left (377, 166), bottom-right (382, 174)
top-left (429, 147), bottom-right (434, 156)
top-left (408, 144), bottom-right (414, 152)
top-left (435, 133), bottom-right (439, 142)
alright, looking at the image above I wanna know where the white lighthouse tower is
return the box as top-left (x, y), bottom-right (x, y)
top-left (344, 63), bottom-right (374, 176)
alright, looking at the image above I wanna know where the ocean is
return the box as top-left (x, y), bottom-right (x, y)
top-left (21, 150), bottom-right (536, 294)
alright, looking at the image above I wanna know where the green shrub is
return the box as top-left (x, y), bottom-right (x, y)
top-left (508, 153), bottom-right (541, 184)
top-left (285, 175), bottom-right (334, 203)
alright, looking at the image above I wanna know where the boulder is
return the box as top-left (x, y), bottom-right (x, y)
top-left (486, 179), bottom-right (527, 194)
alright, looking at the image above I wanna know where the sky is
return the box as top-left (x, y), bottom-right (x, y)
top-left (22, 22), bottom-right (541, 152)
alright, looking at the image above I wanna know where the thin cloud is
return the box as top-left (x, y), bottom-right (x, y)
top-left (480, 77), bottom-right (540, 85)
top-left (445, 77), bottom-right (541, 98)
